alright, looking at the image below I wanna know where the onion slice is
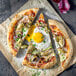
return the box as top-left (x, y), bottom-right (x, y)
top-left (58, 0), bottom-right (70, 13)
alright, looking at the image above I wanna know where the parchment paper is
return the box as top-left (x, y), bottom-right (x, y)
top-left (0, 0), bottom-right (76, 76)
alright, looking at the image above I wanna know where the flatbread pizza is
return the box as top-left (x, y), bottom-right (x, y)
top-left (23, 14), bottom-right (57, 69)
top-left (7, 8), bottom-right (39, 56)
top-left (48, 19), bottom-right (73, 69)
top-left (7, 8), bottom-right (73, 70)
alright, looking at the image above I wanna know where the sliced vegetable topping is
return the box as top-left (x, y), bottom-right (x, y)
top-left (33, 44), bottom-right (36, 46)
top-left (21, 45), bottom-right (28, 49)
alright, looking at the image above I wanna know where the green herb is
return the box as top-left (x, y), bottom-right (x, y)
top-left (15, 38), bottom-right (19, 41)
top-left (41, 27), bottom-right (44, 30)
top-left (30, 39), bottom-right (33, 41)
top-left (28, 22), bottom-right (31, 25)
top-left (56, 64), bottom-right (59, 66)
top-left (18, 34), bottom-right (21, 37)
top-left (22, 28), bottom-right (26, 32)
top-left (15, 25), bottom-right (17, 29)
top-left (50, 45), bottom-right (53, 48)
top-left (41, 36), bottom-right (44, 38)
top-left (33, 44), bottom-right (36, 46)
top-left (23, 34), bottom-right (26, 37)
top-left (43, 70), bottom-right (46, 75)
top-left (15, 44), bottom-right (18, 48)
top-left (36, 71), bottom-right (41, 76)
top-left (43, 40), bottom-right (46, 43)
top-left (29, 69), bottom-right (35, 72)
top-left (32, 73), bottom-right (36, 76)
top-left (40, 22), bottom-right (42, 24)
top-left (22, 28), bottom-right (24, 32)
top-left (32, 71), bottom-right (41, 76)
top-left (27, 34), bottom-right (30, 37)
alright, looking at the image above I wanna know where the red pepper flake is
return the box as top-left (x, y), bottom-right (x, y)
top-left (24, 56), bottom-right (28, 60)
top-left (39, 20), bottom-right (45, 23)
top-left (49, 56), bottom-right (55, 62)
top-left (57, 32), bottom-right (63, 36)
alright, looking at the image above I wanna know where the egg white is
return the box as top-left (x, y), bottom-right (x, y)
top-left (32, 26), bottom-right (52, 50)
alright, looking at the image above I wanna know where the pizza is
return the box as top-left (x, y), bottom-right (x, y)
top-left (23, 13), bottom-right (57, 69)
top-left (7, 8), bottom-right (73, 69)
top-left (48, 19), bottom-right (73, 69)
top-left (7, 8), bottom-right (39, 56)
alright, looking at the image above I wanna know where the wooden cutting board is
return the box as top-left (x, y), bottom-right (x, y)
top-left (0, 0), bottom-right (76, 76)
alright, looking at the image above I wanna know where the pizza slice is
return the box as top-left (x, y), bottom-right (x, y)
top-left (48, 19), bottom-right (73, 69)
top-left (7, 8), bottom-right (39, 56)
top-left (22, 13), bottom-right (57, 69)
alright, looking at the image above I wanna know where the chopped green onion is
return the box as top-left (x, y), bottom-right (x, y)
top-left (15, 25), bottom-right (17, 29)
top-left (23, 34), bottom-right (26, 37)
top-left (22, 28), bottom-right (24, 32)
top-left (41, 36), bottom-right (44, 39)
top-left (33, 44), bottom-right (36, 46)
top-left (30, 39), bottom-right (32, 41)
top-left (43, 40), bottom-right (46, 43)
top-left (15, 38), bottom-right (19, 41)
top-left (40, 22), bottom-right (41, 24)
top-left (15, 44), bottom-right (18, 48)
top-left (22, 28), bottom-right (26, 32)
top-left (18, 34), bottom-right (21, 37)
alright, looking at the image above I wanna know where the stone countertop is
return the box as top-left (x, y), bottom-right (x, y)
top-left (0, 0), bottom-right (76, 76)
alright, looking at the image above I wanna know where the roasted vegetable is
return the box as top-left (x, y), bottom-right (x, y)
top-left (32, 55), bottom-right (39, 62)
top-left (21, 45), bottom-right (28, 49)
top-left (15, 39), bottom-right (23, 49)
top-left (26, 43), bottom-right (35, 54)
top-left (57, 48), bottom-right (66, 54)
top-left (55, 35), bottom-right (65, 47)
top-left (32, 50), bottom-right (40, 55)
top-left (41, 49), bottom-right (52, 56)
top-left (16, 23), bottom-right (24, 32)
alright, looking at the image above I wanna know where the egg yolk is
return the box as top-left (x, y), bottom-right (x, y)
top-left (32, 32), bottom-right (44, 43)
top-left (25, 25), bottom-right (36, 42)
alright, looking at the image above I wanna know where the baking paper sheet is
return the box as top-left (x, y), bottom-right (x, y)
top-left (0, 0), bottom-right (76, 76)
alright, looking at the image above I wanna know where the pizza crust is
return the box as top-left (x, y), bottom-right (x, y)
top-left (7, 8), bottom-right (39, 56)
top-left (48, 19), bottom-right (69, 39)
top-left (61, 38), bottom-right (73, 69)
top-left (22, 14), bottom-right (57, 69)
top-left (48, 19), bottom-right (73, 69)
top-left (22, 56), bottom-right (57, 69)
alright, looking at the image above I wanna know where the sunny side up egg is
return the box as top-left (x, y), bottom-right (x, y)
top-left (25, 25), bottom-right (52, 50)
